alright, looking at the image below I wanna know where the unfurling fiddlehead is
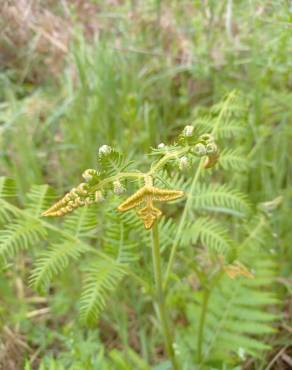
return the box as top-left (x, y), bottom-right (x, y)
top-left (117, 176), bottom-right (184, 229)
top-left (42, 125), bottom-right (219, 229)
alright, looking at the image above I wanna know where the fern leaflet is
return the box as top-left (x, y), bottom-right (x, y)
top-left (190, 183), bottom-right (251, 217)
top-left (0, 219), bottom-right (47, 261)
top-left (80, 260), bottom-right (127, 324)
top-left (30, 242), bottom-right (89, 291)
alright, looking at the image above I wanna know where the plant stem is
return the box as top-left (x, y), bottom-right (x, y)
top-left (164, 91), bottom-right (236, 288)
top-left (197, 270), bottom-right (224, 366)
top-left (164, 158), bottom-right (203, 287)
top-left (151, 222), bottom-right (180, 370)
top-left (197, 288), bottom-right (210, 364)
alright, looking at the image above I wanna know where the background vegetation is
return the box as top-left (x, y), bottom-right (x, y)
top-left (0, 1), bottom-right (291, 369)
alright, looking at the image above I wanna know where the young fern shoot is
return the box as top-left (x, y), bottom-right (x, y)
top-left (42, 125), bottom-right (219, 369)
top-left (42, 127), bottom-right (218, 229)
top-left (0, 93), bottom-right (276, 368)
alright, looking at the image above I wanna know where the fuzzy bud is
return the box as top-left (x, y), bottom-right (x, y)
top-left (98, 145), bottom-right (112, 156)
top-left (75, 198), bottom-right (85, 206)
top-left (206, 143), bottom-right (218, 155)
top-left (82, 169), bottom-right (98, 181)
top-left (84, 197), bottom-right (92, 206)
top-left (179, 156), bottom-right (189, 170)
top-left (193, 143), bottom-right (207, 156)
top-left (158, 143), bottom-right (166, 149)
top-left (76, 183), bottom-right (88, 196)
top-left (95, 191), bottom-right (104, 203)
top-left (200, 134), bottom-right (214, 143)
top-left (113, 180), bottom-right (125, 195)
top-left (183, 125), bottom-right (194, 137)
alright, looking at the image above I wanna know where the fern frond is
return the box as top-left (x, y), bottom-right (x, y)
top-left (158, 217), bottom-right (178, 252)
top-left (25, 185), bottom-right (56, 216)
top-left (0, 219), bottom-right (47, 261)
top-left (211, 96), bottom-right (247, 118)
top-left (30, 242), bottom-right (89, 291)
top-left (219, 148), bottom-right (249, 171)
top-left (80, 260), bottom-right (127, 324)
top-left (190, 183), bottom-right (251, 217)
top-left (192, 92), bottom-right (248, 139)
top-left (240, 215), bottom-right (269, 253)
top-left (188, 217), bottom-right (234, 254)
top-left (0, 199), bottom-right (19, 223)
top-left (183, 257), bottom-right (278, 362)
top-left (63, 206), bottom-right (98, 238)
top-left (0, 177), bottom-right (17, 198)
top-left (194, 117), bottom-right (245, 139)
top-left (156, 171), bottom-right (191, 193)
top-left (104, 210), bottom-right (140, 264)
top-left (99, 149), bottom-right (133, 177)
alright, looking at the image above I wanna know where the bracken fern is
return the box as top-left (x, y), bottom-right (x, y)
top-left (0, 92), bottom-right (280, 368)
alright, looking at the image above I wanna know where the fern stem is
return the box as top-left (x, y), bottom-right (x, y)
top-left (197, 288), bottom-right (210, 363)
top-left (151, 222), bottom-right (180, 370)
top-left (164, 159), bottom-right (203, 287)
top-left (164, 91), bottom-right (236, 288)
top-left (197, 270), bottom-right (224, 366)
top-left (90, 171), bottom-right (145, 193)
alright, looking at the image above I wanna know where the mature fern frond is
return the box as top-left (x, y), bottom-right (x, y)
top-left (80, 259), bottom-right (127, 324)
top-left (0, 198), bottom-right (19, 223)
top-left (240, 215), bottom-right (269, 253)
top-left (191, 92), bottom-right (248, 140)
top-left (193, 116), bottom-right (245, 139)
top-left (156, 171), bottom-right (191, 193)
top-left (0, 177), bottom-right (17, 198)
top-left (190, 183), bottom-right (251, 217)
top-left (104, 210), bottom-right (140, 264)
top-left (0, 219), bottom-right (47, 261)
top-left (158, 217), bottom-right (178, 252)
top-left (25, 184), bottom-right (56, 216)
top-left (188, 217), bottom-right (234, 254)
top-left (30, 242), bottom-right (89, 291)
top-left (63, 205), bottom-right (98, 238)
top-left (210, 97), bottom-right (247, 117)
top-left (98, 149), bottom-right (133, 177)
top-left (204, 261), bottom-right (278, 358)
top-left (182, 257), bottom-right (278, 363)
top-left (219, 148), bottom-right (249, 171)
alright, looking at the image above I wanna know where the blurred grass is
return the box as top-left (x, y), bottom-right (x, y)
top-left (0, 0), bottom-right (291, 368)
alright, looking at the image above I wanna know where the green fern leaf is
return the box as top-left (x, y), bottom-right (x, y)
top-left (188, 217), bottom-right (234, 254)
top-left (0, 198), bottom-right (18, 223)
top-left (0, 177), bottom-right (17, 198)
top-left (25, 184), bottom-right (56, 216)
top-left (104, 210), bottom-right (140, 264)
top-left (182, 257), bottom-right (278, 363)
top-left (219, 149), bottom-right (249, 171)
top-left (194, 117), bottom-right (245, 139)
top-left (99, 149), bottom-right (133, 177)
top-left (80, 260), bottom-right (127, 324)
top-left (63, 205), bottom-right (98, 238)
top-left (30, 242), bottom-right (89, 291)
top-left (0, 219), bottom-right (47, 261)
top-left (190, 183), bottom-right (251, 217)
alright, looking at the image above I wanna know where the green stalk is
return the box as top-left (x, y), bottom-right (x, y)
top-left (151, 222), bottom-right (180, 370)
top-left (164, 158), bottom-right (203, 287)
top-left (197, 270), bottom-right (224, 365)
top-left (197, 288), bottom-right (210, 363)
top-left (164, 91), bottom-right (236, 288)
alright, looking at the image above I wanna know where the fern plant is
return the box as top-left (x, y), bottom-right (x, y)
top-left (0, 92), bottom-right (279, 369)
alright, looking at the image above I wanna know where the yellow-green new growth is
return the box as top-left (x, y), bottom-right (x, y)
top-left (117, 180), bottom-right (184, 229)
top-left (42, 183), bottom-right (100, 217)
